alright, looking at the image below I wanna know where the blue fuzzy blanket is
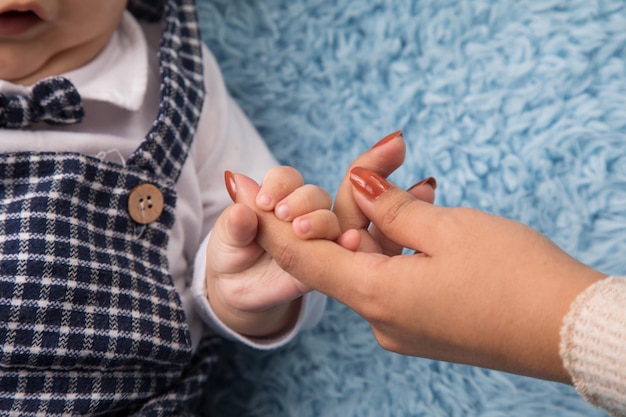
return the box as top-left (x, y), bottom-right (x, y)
top-left (196, 1), bottom-right (626, 416)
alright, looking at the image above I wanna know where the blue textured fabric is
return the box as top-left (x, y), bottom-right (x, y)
top-left (197, 1), bottom-right (626, 416)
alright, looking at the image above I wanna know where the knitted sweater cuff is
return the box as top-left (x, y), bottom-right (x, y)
top-left (560, 276), bottom-right (626, 417)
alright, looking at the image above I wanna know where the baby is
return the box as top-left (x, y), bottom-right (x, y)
top-left (0, 0), bottom-right (331, 415)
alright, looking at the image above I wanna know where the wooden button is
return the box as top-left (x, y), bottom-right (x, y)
top-left (128, 183), bottom-right (164, 224)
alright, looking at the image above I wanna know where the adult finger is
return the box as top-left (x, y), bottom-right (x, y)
top-left (369, 177), bottom-right (437, 255)
top-left (333, 130), bottom-right (406, 232)
top-left (349, 167), bottom-right (440, 254)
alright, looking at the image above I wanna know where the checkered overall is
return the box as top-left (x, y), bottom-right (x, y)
top-left (0, 0), bottom-right (220, 415)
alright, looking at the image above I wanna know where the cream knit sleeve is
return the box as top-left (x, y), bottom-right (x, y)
top-left (560, 276), bottom-right (626, 417)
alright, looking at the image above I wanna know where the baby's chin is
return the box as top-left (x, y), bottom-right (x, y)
top-left (0, 32), bottom-right (91, 86)
top-left (0, 45), bottom-right (43, 85)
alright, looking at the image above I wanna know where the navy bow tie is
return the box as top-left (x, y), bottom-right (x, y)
top-left (0, 77), bottom-right (84, 129)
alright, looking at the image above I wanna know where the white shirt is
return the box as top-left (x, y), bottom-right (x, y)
top-left (0, 12), bottom-right (326, 351)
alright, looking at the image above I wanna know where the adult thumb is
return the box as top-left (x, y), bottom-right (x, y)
top-left (349, 167), bottom-right (438, 254)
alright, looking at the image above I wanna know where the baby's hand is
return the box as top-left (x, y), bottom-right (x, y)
top-left (253, 167), bottom-right (342, 241)
top-left (205, 166), bottom-right (340, 337)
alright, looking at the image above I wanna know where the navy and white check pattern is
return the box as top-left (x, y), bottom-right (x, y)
top-left (128, 0), bottom-right (165, 22)
top-left (0, 77), bottom-right (84, 129)
top-left (0, 0), bottom-right (219, 416)
top-left (129, 0), bottom-right (206, 183)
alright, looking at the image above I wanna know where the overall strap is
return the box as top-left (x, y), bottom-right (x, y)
top-left (127, 0), bottom-right (165, 22)
top-left (127, 0), bottom-right (205, 184)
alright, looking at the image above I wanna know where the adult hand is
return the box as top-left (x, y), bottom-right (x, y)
top-left (332, 130), bottom-right (435, 254)
top-left (254, 167), bottom-right (605, 383)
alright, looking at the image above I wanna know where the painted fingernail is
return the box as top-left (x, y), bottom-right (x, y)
top-left (350, 167), bottom-right (393, 200)
top-left (371, 130), bottom-right (403, 149)
top-left (224, 170), bottom-right (237, 201)
top-left (408, 176), bottom-right (437, 191)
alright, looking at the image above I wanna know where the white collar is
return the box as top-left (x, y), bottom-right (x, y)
top-left (0, 11), bottom-right (149, 112)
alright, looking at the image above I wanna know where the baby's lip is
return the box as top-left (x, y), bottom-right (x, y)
top-left (0, 5), bottom-right (46, 37)
top-left (0, 2), bottom-right (46, 19)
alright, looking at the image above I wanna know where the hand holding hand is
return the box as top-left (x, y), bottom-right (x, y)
top-left (254, 166), bottom-right (605, 383)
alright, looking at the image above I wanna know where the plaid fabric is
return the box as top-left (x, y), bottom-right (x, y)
top-left (0, 77), bottom-right (84, 129)
top-left (0, 0), bottom-right (218, 416)
top-left (128, 0), bottom-right (165, 22)
top-left (128, 0), bottom-right (206, 183)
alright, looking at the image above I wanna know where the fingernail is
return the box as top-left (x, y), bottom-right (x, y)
top-left (350, 167), bottom-right (393, 200)
top-left (371, 130), bottom-right (403, 149)
top-left (295, 218), bottom-right (312, 235)
top-left (256, 193), bottom-right (272, 209)
top-left (408, 176), bottom-right (437, 191)
top-left (275, 203), bottom-right (290, 220)
top-left (224, 170), bottom-right (237, 201)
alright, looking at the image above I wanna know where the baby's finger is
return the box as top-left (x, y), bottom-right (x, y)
top-left (256, 166), bottom-right (304, 211)
top-left (274, 184), bottom-right (332, 221)
top-left (292, 209), bottom-right (342, 241)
